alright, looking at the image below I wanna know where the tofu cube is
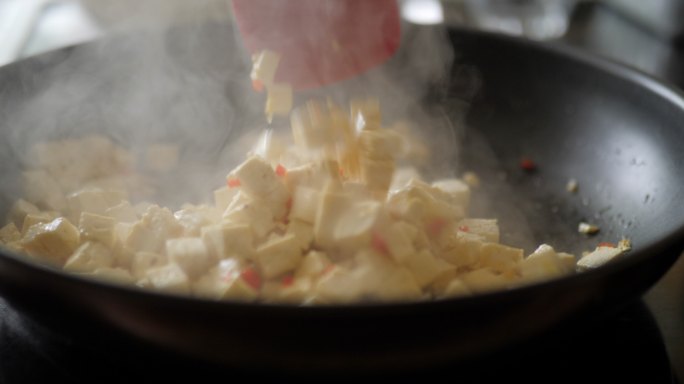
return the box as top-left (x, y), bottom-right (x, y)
top-left (577, 245), bottom-right (624, 272)
top-left (432, 178), bottom-right (470, 208)
top-left (333, 200), bottom-right (382, 251)
top-left (289, 186), bottom-right (320, 224)
top-left (213, 186), bottom-right (239, 212)
top-left (295, 250), bottom-right (331, 279)
top-left (460, 268), bottom-right (510, 294)
top-left (131, 251), bottom-right (168, 279)
top-left (265, 83), bottom-right (293, 120)
top-left (8, 199), bottom-right (40, 229)
top-left (291, 102), bottom-right (335, 149)
top-left (0, 223), bottom-right (21, 245)
top-left (201, 223), bottom-right (254, 260)
top-left (439, 279), bottom-right (472, 298)
top-left (520, 244), bottom-right (572, 282)
top-left (286, 219), bottom-right (314, 251)
top-left (229, 156), bottom-right (289, 217)
top-left (360, 157), bottom-right (394, 193)
top-left (313, 183), bottom-right (351, 248)
top-left (377, 221), bottom-right (415, 263)
top-left (166, 238), bottom-right (212, 279)
top-left (193, 260), bottom-right (259, 302)
top-left (254, 233), bottom-right (302, 279)
top-left (64, 241), bottom-right (114, 273)
top-left (146, 263), bottom-right (191, 294)
top-left (21, 217), bottom-right (80, 266)
top-left (79, 212), bottom-right (116, 247)
top-left (68, 188), bottom-right (126, 217)
top-left (402, 249), bottom-right (452, 288)
top-left (125, 221), bottom-right (162, 253)
top-left (440, 232), bottom-right (486, 268)
top-left (350, 97), bottom-right (381, 131)
top-left (105, 201), bottom-right (138, 223)
top-left (477, 243), bottom-right (524, 274)
top-left (457, 219), bottom-right (499, 243)
top-left (88, 267), bottom-right (135, 285)
top-left (21, 212), bottom-right (59, 235)
top-left (223, 199), bottom-right (275, 240)
top-left (250, 49), bottom-right (281, 86)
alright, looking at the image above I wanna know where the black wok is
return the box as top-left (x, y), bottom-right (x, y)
top-left (0, 24), bottom-right (683, 375)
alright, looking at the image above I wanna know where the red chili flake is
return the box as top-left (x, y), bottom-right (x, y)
top-left (227, 178), bottom-right (241, 188)
top-left (598, 242), bottom-right (616, 248)
top-left (338, 167), bottom-right (345, 178)
top-left (275, 164), bottom-right (287, 177)
top-left (520, 158), bottom-right (537, 171)
top-left (458, 225), bottom-right (470, 232)
top-left (281, 275), bottom-right (294, 287)
top-left (240, 267), bottom-right (261, 290)
top-left (426, 218), bottom-right (448, 237)
top-left (252, 79), bottom-right (264, 92)
top-left (371, 231), bottom-right (390, 256)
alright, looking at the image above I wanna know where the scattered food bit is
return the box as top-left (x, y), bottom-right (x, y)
top-left (462, 171), bottom-right (480, 188)
top-left (577, 238), bottom-right (631, 271)
top-left (566, 178), bottom-right (578, 193)
top-left (578, 222), bottom-right (600, 235)
top-left (519, 157), bottom-right (537, 172)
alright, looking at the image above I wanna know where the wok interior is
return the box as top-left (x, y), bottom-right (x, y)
top-left (1, 22), bottom-right (683, 280)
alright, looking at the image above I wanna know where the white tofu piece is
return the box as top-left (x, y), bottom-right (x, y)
top-left (520, 244), bottom-right (572, 282)
top-left (390, 167), bottom-right (422, 192)
top-left (250, 50), bottom-right (281, 86)
top-left (0, 223), bottom-right (21, 244)
top-left (21, 170), bottom-right (67, 211)
top-left (439, 279), bottom-right (472, 298)
top-left (440, 232), bottom-right (486, 268)
top-left (376, 221), bottom-right (415, 263)
top-left (295, 250), bottom-right (331, 279)
top-left (577, 245), bottom-right (625, 272)
top-left (401, 249), bottom-right (452, 288)
top-left (64, 241), bottom-right (114, 273)
top-left (174, 205), bottom-right (221, 237)
top-left (360, 157), bottom-right (394, 193)
top-left (229, 156), bottom-right (290, 219)
top-left (105, 201), bottom-right (138, 223)
top-left (146, 263), bottom-right (191, 294)
top-left (313, 182), bottom-right (351, 248)
top-left (79, 212), bottom-right (116, 247)
top-left (125, 221), bottom-right (162, 253)
top-left (213, 186), bottom-right (239, 212)
top-left (166, 238), bottom-right (212, 279)
top-left (223, 199), bottom-right (275, 240)
top-left (21, 212), bottom-right (58, 235)
top-left (254, 233), bottom-right (302, 279)
top-left (8, 199), bottom-right (40, 229)
top-left (314, 266), bottom-right (366, 303)
top-left (21, 217), bottom-right (80, 266)
top-left (88, 267), bottom-right (135, 285)
top-left (286, 219), bottom-right (314, 251)
top-left (265, 83), bottom-right (293, 121)
top-left (477, 242), bottom-right (524, 274)
top-left (144, 143), bottom-right (179, 173)
top-left (358, 129), bottom-right (399, 161)
top-left (333, 200), bottom-right (382, 251)
top-left (192, 259), bottom-right (259, 301)
top-left (456, 218), bottom-right (499, 243)
top-left (68, 188), bottom-right (126, 217)
top-left (460, 268), bottom-right (510, 294)
top-left (289, 186), bottom-right (320, 224)
top-left (131, 251), bottom-right (168, 279)
top-left (431, 178), bottom-right (470, 208)
top-left (201, 223), bottom-right (254, 260)
top-left (140, 205), bottom-right (184, 242)
top-left (372, 266), bottom-right (423, 302)
top-left (290, 103), bottom-right (335, 150)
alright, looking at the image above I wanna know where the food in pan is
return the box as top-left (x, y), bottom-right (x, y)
top-left (0, 50), bottom-right (631, 304)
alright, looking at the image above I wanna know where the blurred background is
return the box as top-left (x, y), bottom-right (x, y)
top-left (0, 0), bottom-right (682, 381)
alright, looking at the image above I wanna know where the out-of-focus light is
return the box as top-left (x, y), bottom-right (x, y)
top-left (401, 0), bottom-right (444, 25)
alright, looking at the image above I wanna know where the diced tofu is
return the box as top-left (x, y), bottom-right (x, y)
top-left (0, 223), bottom-right (21, 244)
top-left (358, 130), bottom-right (399, 161)
top-left (8, 199), bottom-right (40, 229)
top-left (64, 241), bottom-right (114, 273)
top-left (265, 83), bottom-right (293, 121)
top-left (432, 179), bottom-right (470, 208)
top-left (390, 167), bottom-right (422, 192)
top-left (520, 244), bottom-right (572, 282)
top-left (457, 219), bottom-right (499, 243)
top-left (201, 223), bottom-right (254, 260)
top-left (460, 268), bottom-right (510, 294)
top-left (223, 199), bottom-right (275, 240)
top-left (68, 188), bottom-right (126, 217)
top-left (286, 219), bottom-right (314, 251)
top-left (377, 221), bottom-right (415, 263)
top-left (166, 238), bottom-right (212, 279)
top-left (21, 170), bottom-right (67, 211)
top-left (333, 200), bottom-right (382, 251)
top-left (21, 212), bottom-right (59, 235)
top-left (289, 186), bottom-right (320, 223)
top-left (174, 205), bottom-right (221, 237)
top-left (250, 50), bottom-right (280, 86)
top-left (477, 242), bottom-right (524, 274)
top-left (213, 186), bottom-right (239, 212)
top-left (105, 201), bottom-right (138, 223)
top-left (254, 233), bottom-right (302, 279)
top-left (193, 260), bottom-right (258, 302)
top-left (291, 102), bottom-right (335, 150)
top-left (313, 182), bottom-right (351, 248)
top-left (125, 221), bottom-right (162, 253)
top-left (88, 267), bottom-right (135, 285)
top-left (314, 266), bottom-right (365, 303)
top-left (146, 263), bottom-right (191, 294)
top-left (440, 232), bottom-right (487, 268)
top-left (577, 245), bottom-right (625, 272)
top-left (229, 156), bottom-right (289, 218)
top-left (144, 143), bottom-right (179, 173)
top-left (79, 212), bottom-right (116, 247)
top-left (131, 251), bottom-right (167, 279)
top-left (439, 279), bottom-right (472, 298)
top-left (295, 250), bottom-right (331, 279)
top-left (401, 249), bottom-right (452, 288)
top-left (360, 157), bottom-right (394, 193)
top-left (21, 217), bottom-right (80, 266)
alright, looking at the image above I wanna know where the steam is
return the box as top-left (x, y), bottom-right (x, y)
top-left (1, 0), bottom-right (468, 210)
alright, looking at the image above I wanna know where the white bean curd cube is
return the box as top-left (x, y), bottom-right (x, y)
top-left (0, 223), bottom-right (21, 244)
top-left (291, 102), bottom-right (335, 150)
top-left (21, 212), bottom-right (59, 235)
top-left (21, 217), bottom-right (80, 266)
top-left (401, 249), bottom-right (452, 288)
top-left (174, 205), bottom-right (221, 237)
top-left (390, 167), bottom-right (422, 192)
top-left (476, 243), bottom-right (524, 275)
top-left (21, 170), bottom-right (67, 211)
top-left (295, 250), bottom-right (331, 280)
top-left (213, 186), bottom-right (239, 212)
top-left (286, 219), bottom-right (314, 252)
top-left (289, 186), bottom-right (320, 224)
top-left (456, 219), bottom-right (499, 243)
top-left (439, 279), bottom-right (472, 299)
top-left (146, 263), bottom-right (191, 294)
top-left (79, 212), bottom-right (116, 247)
top-left (8, 199), bottom-right (40, 229)
top-left (460, 268), bottom-right (510, 294)
top-left (440, 232), bottom-right (487, 268)
top-left (265, 83), bottom-right (293, 121)
top-left (250, 50), bottom-right (281, 86)
top-left (254, 233), bottom-right (303, 279)
top-left (333, 200), bottom-right (382, 252)
top-left (577, 245), bottom-right (624, 272)
top-left (88, 267), bottom-right (135, 285)
top-left (314, 266), bottom-right (366, 303)
top-left (223, 199), bottom-right (275, 240)
top-left (230, 156), bottom-right (284, 199)
top-left (105, 201), bottom-right (138, 223)
top-left (64, 241), bottom-right (114, 273)
top-left (520, 244), bottom-right (573, 282)
top-left (201, 223), bottom-right (254, 260)
top-left (431, 178), bottom-right (471, 208)
top-left (313, 182), bottom-right (351, 249)
top-left (131, 251), bottom-right (168, 279)
top-left (360, 157), bottom-right (394, 194)
top-left (166, 238), bottom-right (212, 279)
top-left (125, 222), bottom-right (162, 253)
top-left (193, 259), bottom-right (259, 301)
top-left (68, 188), bottom-right (126, 217)
top-left (375, 221), bottom-right (415, 263)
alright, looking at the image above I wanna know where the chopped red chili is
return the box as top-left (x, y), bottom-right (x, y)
top-left (240, 267), bottom-right (261, 290)
top-left (252, 79), bottom-right (264, 92)
top-left (227, 178), bottom-right (241, 188)
top-left (520, 158), bottom-right (537, 171)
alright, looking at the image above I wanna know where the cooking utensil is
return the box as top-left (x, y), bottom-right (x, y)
top-left (0, 24), bottom-right (683, 375)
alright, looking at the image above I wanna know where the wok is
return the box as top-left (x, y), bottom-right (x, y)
top-left (0, 23), bottom-right (683, 375)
